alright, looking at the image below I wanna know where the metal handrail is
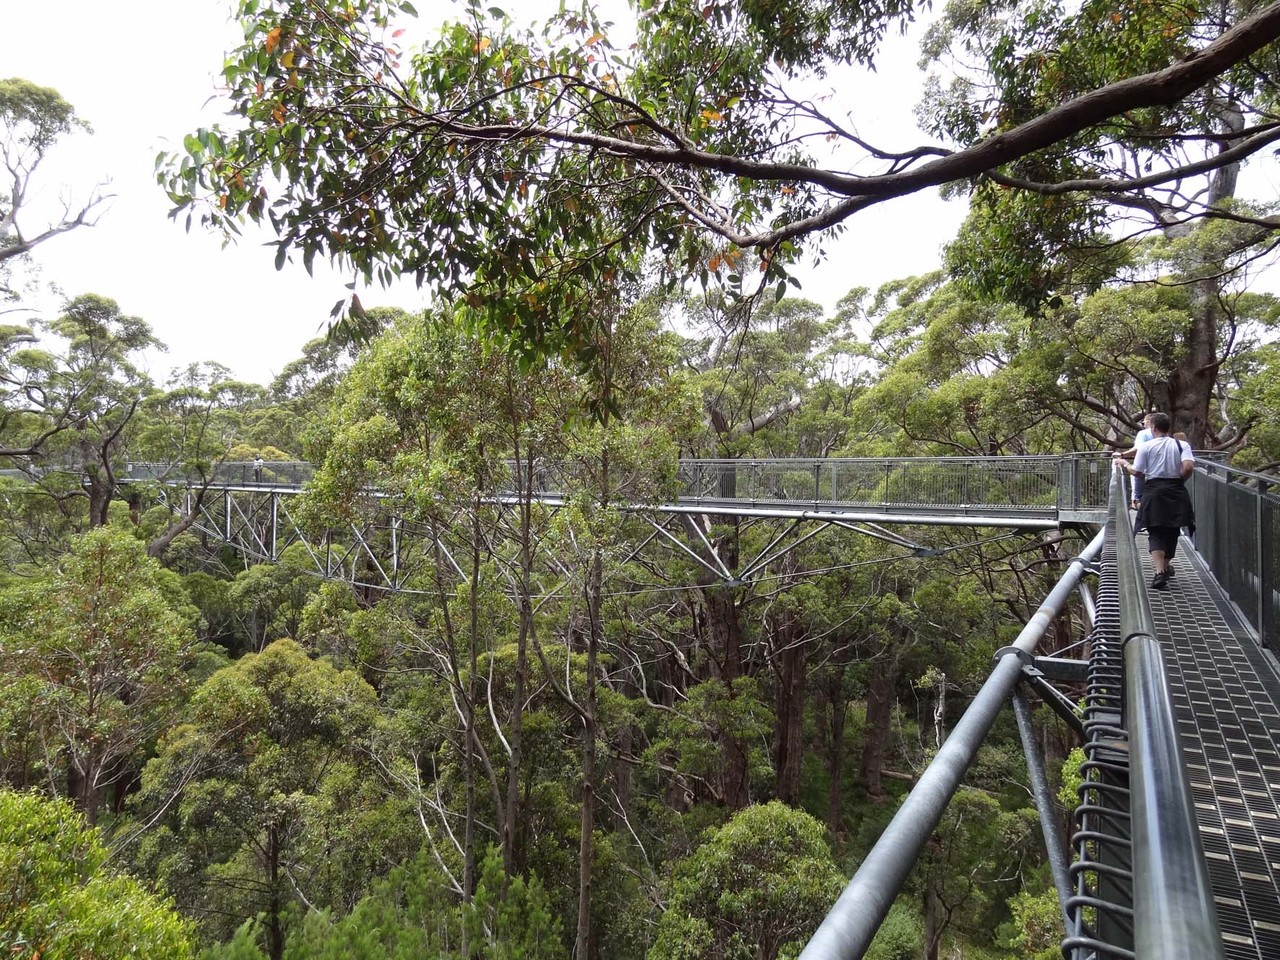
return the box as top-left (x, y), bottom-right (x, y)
top-left (1110, 464), bottom-right (1225, 960)
top-left (797, 526), bottom-right (1105, 960)
top-left (1196, 459), bottom-right (1280, 488)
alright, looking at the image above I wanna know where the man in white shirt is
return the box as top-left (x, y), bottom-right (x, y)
top-left (1122, 412), bottom-right (1195, 590)
top-left (1119, 412), bottom-right (1155, 509)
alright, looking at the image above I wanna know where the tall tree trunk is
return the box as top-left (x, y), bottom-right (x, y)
top-left (463, 510), bottom-right (481, 908)
top-left (576, 545), bottom-right (602, 960)
top-left (825, 672), bottom-right (848, 834)
top-left (690, 519), bottom-right (752, 805)
top-left (773, 618), bottom-right (808, 805)
top-left (1159, 99), bottom-right (1243, 448)
top-left (87, 474), bottom-right (112, 527)
top-left (1167, 292), bottom-right (1219, 447)
top-left (922, 861), bottom-right (944, 960)
top-left (266, 823), bottom-right (285, 960)
top-left (859, 657), bottom-right (897, 799)
top-left (504, 455), bottom-right (534, 874)
top-left (77, 757), bottom-right (100, 825)
top-left (613, 675), bottom-right (635, 833)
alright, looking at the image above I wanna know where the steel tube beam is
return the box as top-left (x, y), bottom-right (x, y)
top-left (1111, 465), bottom-right (1224, 960)
top-left (610, 502), bottom-right (1064, 529)
top-left (798, 527), bottom-right (1104, 960)
top-left (1078, 581), bottom-right (1097, 631)
top-left (1012, 690), bottom-right (1074, 934)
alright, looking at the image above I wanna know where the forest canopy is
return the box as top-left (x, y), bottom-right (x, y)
top-left (0, 2), bottom-right (1278, 959)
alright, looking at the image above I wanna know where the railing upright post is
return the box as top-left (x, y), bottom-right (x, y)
top-left (1221, 466), bottom-right (1232, 582)
top-left (814, 461), bottom-right (821, 503)
top-left (1260, 480), bottom-right (1273, 647)
top-left (270, 493), bottom-right (278, 561)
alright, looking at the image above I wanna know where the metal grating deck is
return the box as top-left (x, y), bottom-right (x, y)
top-left (1145, 538), bottom-right (1280, 960)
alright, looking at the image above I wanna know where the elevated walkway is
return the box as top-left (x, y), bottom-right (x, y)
top-left (122, 454), bottom-right (1112, 528)
top-left (1074, 527), bottom-right (1280, 959)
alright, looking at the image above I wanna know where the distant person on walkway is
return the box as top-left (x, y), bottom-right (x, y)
top-left (1119, 412), bottom-right (1155, 509)
top-left (253, 455), bottom-right (264, 484)
top-left (1118, 412), bottom-right (1195, 591)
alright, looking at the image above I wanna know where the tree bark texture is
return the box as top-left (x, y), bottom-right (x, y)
top-left (859, 658), bottom-right (898, 799)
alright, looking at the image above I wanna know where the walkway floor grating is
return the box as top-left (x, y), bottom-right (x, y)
top-left (1144, 537), bottom-right (1280, 960)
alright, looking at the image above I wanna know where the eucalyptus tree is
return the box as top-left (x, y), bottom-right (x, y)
top-left (0, 311), bottom-right (260, 568)
top-left (303, 301), bottom-right (581, 926)
top-left (161, 0), bottom-right (1280, 370)
top-left (648, 802), bottom-right (844, 960)
top-left (0, 790), bottom-right (195, 959)
top-left (0, 78), bottom-right (109, 270)
top-left (855, 258), bottom-right (1279, 452)
top-left (2, 294), bottom-right (159, 526)
top-left (547, 292), bottom-right (695, 958)
top-left (0, 527), bottom-right (199, 821)
top-left (130, 639), bottom-right (405, 960)
top-left (924, 0), bottom-right (1280, 444)
top-left (132, 363), bottom-right (265, 558)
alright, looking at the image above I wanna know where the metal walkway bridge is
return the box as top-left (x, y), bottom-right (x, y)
top-left (124, 455), bottom-right (1280, 959)
top-left (127, 453), bottom-right (1114, 524)
top-left (123, 455), bottom-right (1112, 589)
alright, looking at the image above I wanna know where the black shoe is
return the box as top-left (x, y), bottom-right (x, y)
top-left (1151, 572), bottom-right (1169, 591)
top-left (1166, 563), bottom-right (1175, 578)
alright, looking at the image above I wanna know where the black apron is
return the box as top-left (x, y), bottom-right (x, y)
top-left (1137, 440), bottom-right (1195, 532)
top-left (1139, 478), bottom-right (1194, 530)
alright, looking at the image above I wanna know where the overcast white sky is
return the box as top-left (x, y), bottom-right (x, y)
top-left (17, 0), bottom-right (1245, 387)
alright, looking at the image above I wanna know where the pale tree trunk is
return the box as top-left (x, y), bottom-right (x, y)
top-left (504, 450), bottom-right (534, 874)
top-left (923, 862), bottom-right (945, 960)
top-left (576, 506), bottom-right (605, 959)
top-left (932, 673), bottom-right (946, 749)
top-left (463, 509), bottom-right (481, 906)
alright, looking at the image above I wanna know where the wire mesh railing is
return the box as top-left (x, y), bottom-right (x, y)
top-left (124, 460), bottom-right (317, 487)
top-left (1189, 462), bottom-right (1278, 652)
top-left (1065, 534), bottom-right (1136, 960)
top-left (674, 455), bottom-right (1111, 514)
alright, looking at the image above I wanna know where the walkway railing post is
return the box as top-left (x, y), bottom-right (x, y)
top-left (1260, 479), bottom-right (1273, 645)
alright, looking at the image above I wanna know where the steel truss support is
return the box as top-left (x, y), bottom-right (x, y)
top-left (142, 483), bottom-right (1043, 598)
